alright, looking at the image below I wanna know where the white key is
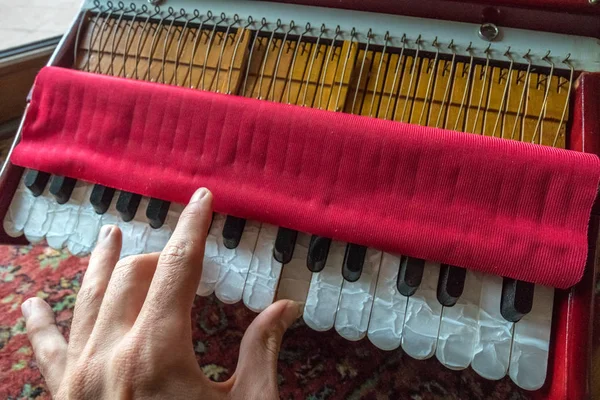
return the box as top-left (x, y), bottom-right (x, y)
top-left (367, 253), bottom-right (407, 351)
top-left (67, 185), bottom-right (102, 256)
top-left (275, 232), bottom-right (312, 303)
top-left (335, 248), bottom-right (382, 341)
top-left (118, 197), bottom-right (151, 259)
top-left (242, 224), bottom-right (282, 312)
top-left (472, 274), bottom-right (512, 380)
top-left (99, 191), bottom-right (121, 232)
top-left (509, 285), bottom-right (553, 391)
top-left (23, 187), bottom-right (56, 244)
top-left (402, 262), bottom-right (443, 360)
top-left (214, 219), bottom-right (261, 304)
top-left (303, 240), bottom-right (345, 332)
top-left (198, 214), bottom-right (227, 296)
top-left (4, 178), bottom-right (36, 237)
top-left (46, 181), bottom-right (87, 250)
top-left (144, 203), bottom-right (182, 254)
top-left (436, 270), bottom-right (482, 370)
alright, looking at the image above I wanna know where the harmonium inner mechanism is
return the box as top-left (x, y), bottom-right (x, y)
top-left (1, 0), bottom-right (599, 398)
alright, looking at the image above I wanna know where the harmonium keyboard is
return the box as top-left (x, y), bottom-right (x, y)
top-left (1, 0), bottom-right (600, 397)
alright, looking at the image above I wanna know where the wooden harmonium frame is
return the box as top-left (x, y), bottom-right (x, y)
top-left (0, 0), bottom-right (599, 399)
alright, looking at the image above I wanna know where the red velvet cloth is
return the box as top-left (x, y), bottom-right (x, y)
top-left (10, 66), bottom-right (600, 288)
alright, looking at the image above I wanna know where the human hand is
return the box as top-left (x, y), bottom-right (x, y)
top-left (21, 188), bottom-right (302, 399)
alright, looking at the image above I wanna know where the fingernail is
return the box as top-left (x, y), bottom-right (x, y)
top-left (282, 301), bottom-right (304, 325)
top-left (21, 299), bottom-right (32, 320)
top-left (190, 188), bottom-right (209, 203)
top-left (97, 225), bottom-right (113, 242)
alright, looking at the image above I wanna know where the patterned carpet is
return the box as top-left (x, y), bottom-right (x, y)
top-left (1, 244), bottom-right (597, 400)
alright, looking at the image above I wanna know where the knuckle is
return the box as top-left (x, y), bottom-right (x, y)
top-left (259, 324), bottom-right (285, 359)
top-left (35, 342), bottom-right (64, 373)
top-left (159, 240), bottom-right (192, 267)
top-left (76, 281), bottom-right (106, 309)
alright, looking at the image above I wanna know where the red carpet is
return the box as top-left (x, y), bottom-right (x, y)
top-left (0, 244), bottom-right (597, 399)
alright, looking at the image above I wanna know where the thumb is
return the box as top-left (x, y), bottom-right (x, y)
top-left (231, 300), bottom-right (302, 399)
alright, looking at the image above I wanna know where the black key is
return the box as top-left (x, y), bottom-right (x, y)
top-left (342, 244), bottom-right (367, 282)
top-left (90, 184), bottom-right (115, 214)
top-left (500, 278), bottom-right (535, 323)
top-left (273, 227), bottom-right (298, 264)
top-left (24, 170), bottom-right (50, 197)
top-left (146, 198), bottom-right (171, 229)
top-left (116, 191), bottom-right (142, 222)
top-left (307, 235), bottom-right (331, 272)
top-left (222, 215), bottom-right (246, 249)
top-left (437, 264), bottom-right (467, 307)
top-left (49, 175), bottom-right (77, 204)
top-left (397, 256), bottom-right (425, 297)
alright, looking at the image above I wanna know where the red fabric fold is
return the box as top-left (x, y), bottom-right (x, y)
top-left (10, 66), bottom-right (600, 288)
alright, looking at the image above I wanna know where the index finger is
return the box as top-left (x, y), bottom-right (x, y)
top-left (137, 188), bottom-right (213, 329)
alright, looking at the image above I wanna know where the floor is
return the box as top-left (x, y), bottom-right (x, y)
top-left (0, 0), bottom-right (82, 52)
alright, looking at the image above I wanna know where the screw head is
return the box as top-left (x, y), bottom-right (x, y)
top-left (478, 23), bottom-right (499, 42)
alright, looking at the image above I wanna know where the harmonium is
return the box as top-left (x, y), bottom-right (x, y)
top-left (1, 0), bottom-right (599, 397)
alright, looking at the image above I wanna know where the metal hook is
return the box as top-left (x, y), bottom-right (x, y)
top-left (453, 40), bottom-right (475, 131)
top-left (93, 2), bottom-right (123, 73)
top-left (285, 22), bottom-right (311, 104)
top-left (144, 7), bottom-right (174, 82)
top-left (188, 11), bottom-right (213, 88)
top-left (531, 52), bottom-right (555, 144)
top-left (350, 28), bottom-right (372, 113)
top-left (226, 16), bottom-right (253, 94)
top-left (491, 47), bottom-right (514, 137)
top-left (383, 33), bottom-right (406, 120)
top-left (470, 43), bottom-right (491, 133)
top-left (241, 17), bottom-right (268, 96)
top-left (400, 34), bottom-right (421, 121)
top-left (317, 25), bottom-right (342, 109)
top-left (213, 14), bottom-right (240, 92)
top-left (173, 10), bottom-right (199, 86)
top-left (418, 36), bottom-right (440, 125)
top-left (256, 19), bottom-right (281, 99)
top-left (368, 31), bottom-right (390, 117)
top-left (201, 13), bottom-right (226, 90)
top-left (269, 20), bottom-right (295, 101)
top-left (159, 8), bottom-right (184, 84)
top-left (553, 55), bottom-right (573, 147)
top-left (74, 1), bottom-right (101, 69)
top-left (510, 51), bottom-right (533, 140)
top-left (435, 38), bottom-right (457, 128)
top-left (301, 23), bottom-right (327, 106)
top-left (121, 6), bottom-right (147, 78)
top-left (133, 6), bottom-right (160, 80)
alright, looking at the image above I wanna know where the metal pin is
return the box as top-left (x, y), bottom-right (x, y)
top-left (74, 0), bottom-right (101, 69)
top-left (107, 2), bottom-right (131, 76)
top-left (174, 10), bottom-right (200, 86)
top-left (511, 50), bottom-right (533, 141)
top-left (350, 28), bottom-right (372, 114)
top-left (531, 52), bottom-right (555, 145)
top-left (269, 20), bottom-right (295, 101)
top-left (469, 43), bottom-right (491, 133)
top-left (453, 42), bottom-right (475, 131)
top-left (256, 19), bottom-right (281, 99)
top-left (145, 8), bottom-right (174, 82)
top-left (82, 3), bottom-right (106, 72)
top-left (368, 31), bottom-right (389, 117)
top-left (134, 6), bottom-right (160, 80)
top-left (418, 37), bottom-right (440, 125)
top-left (242, 18), bottom-right (268, 96)
top-left (317, 25), bottom-right (341, 109)
top-left (383, 34), bottom-right (406, 120)
top-left (158, 7), bottom-right (183, 84)
top-left (435, 40), bottom-right (457, 128)
top-left (213, 14), bottom-right (239, 92)
top-left (491, 48), bottom-right (514, 138)
top-left (334, 27), bottom-right (356, 111)
top-left (200, 13), bottom-right (226, 90)
top-left (285, 22), bottom-right (311, 104)
top-left (302, 24), bottom-right (327, 106)
top-left (227, 17), bottom-right (254, 94)
top-left (122, 5), bottom-right (147, 78)
top-left (400, 34), bottom-right (421, 121)
top-left (189, 11), bottom-right (213, 88)
top-left (553, 55), bottom-right (573, 147)
top-left (94, 2), bottom-right (122, 74)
